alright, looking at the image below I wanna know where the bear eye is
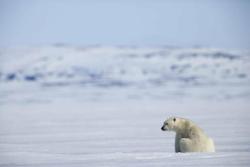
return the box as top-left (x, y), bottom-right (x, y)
top-left (173, 118), bottom-right (176, 122)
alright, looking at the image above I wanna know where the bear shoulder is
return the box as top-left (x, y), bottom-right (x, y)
top-left (188, 125), bottom-right (204, 139)
top-left (179, 119), bottom-right (204, 139)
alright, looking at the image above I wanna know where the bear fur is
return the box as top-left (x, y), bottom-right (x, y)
top-left (161, 117), bottom-right (215, 153)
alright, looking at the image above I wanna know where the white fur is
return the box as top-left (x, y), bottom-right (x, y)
top-left (161, 117), bottom-right (215, 153)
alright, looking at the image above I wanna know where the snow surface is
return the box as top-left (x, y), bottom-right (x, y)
top-left (0, 46), bottom-right (250, 166)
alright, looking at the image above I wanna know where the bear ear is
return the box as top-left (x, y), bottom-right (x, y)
top-left (173, 118), bottom-right (176, 122)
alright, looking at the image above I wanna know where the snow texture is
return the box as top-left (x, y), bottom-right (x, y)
top-left (0, 46), bottom-right (250, 166)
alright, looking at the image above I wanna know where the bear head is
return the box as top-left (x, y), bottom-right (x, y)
top-left (161, 117), bottom-right (179, 132)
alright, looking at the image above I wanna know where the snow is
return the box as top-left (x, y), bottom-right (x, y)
top-left (0, 46), bottom-right (250, 166)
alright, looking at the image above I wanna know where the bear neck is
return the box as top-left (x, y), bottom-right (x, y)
top-left (175, 119), bottom-right (191, 134)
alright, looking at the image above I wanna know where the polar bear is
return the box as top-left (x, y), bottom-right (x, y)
top-left (161, 117), bottom-right (215, 153)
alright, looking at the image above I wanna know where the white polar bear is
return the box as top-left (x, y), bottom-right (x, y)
top-left (161, 117), bottom-right (215, 153)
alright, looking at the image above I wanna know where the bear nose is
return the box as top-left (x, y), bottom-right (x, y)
top-left (161, 126), bottom-right (165, 131)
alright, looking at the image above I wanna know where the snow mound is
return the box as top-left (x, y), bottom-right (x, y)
top-left (1, 46), bottom-right (249, 87)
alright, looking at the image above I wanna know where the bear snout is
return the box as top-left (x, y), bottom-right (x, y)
top-left (161, 126), bottom-right (165, 131)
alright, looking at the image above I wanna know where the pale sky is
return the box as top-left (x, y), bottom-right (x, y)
top-left (0, 0), bottom-right (249, 48)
